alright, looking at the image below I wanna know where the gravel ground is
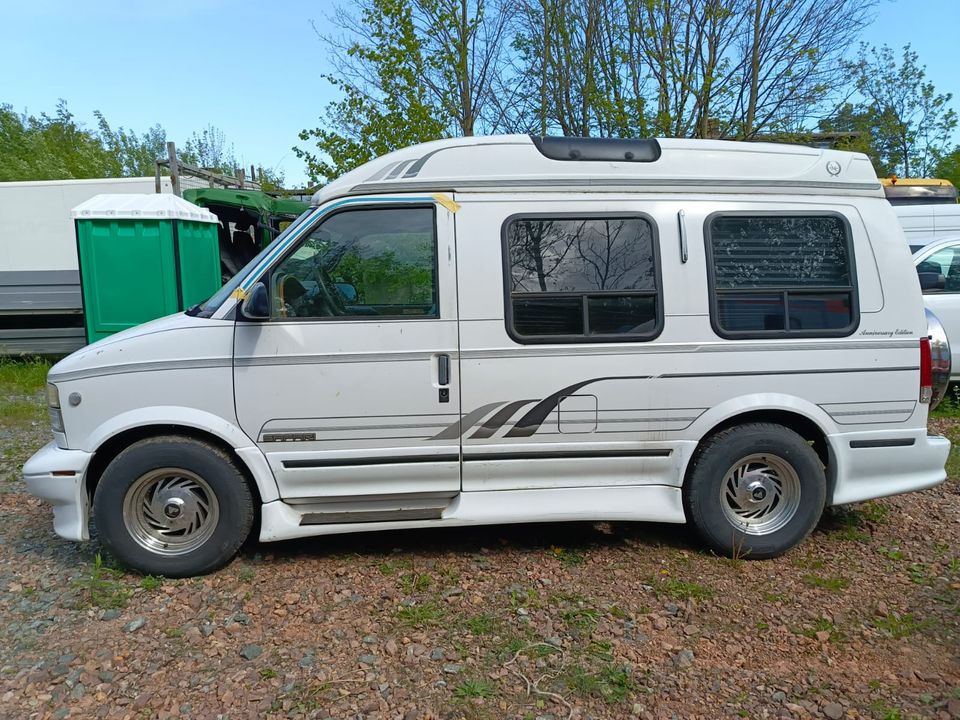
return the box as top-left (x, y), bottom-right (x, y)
top-left (1, 387), bottom-right (958, 720)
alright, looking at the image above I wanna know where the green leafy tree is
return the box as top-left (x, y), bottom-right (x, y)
top-left (95, 112), bottom-right (168, 177)
top-left (846, 44), bottom-right (958, 177)
top-left (295, 0), bottom-right (448, 184)
top-left (933, 146), bottom-right (960, 189)
top-left (0, 100), bottom-right (115, 181)
top-left (180, 124), bottom-right (238, 174)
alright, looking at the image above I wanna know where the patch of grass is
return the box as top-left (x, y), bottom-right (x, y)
top-left (931, 383), bottom-right (960, 418)
top-left (398, 572), bottom-right (432, 593)
top-left (453, 678), bottom-right (495, 699)
top-left (801, 574), bottom-right (849, 591)
top-left (74, 554), bottom-right (131, 610)
top-left (140, 575), bottom-right (162, 591)
top-left (607, 604), bottom-right (627, 619)
top-left (563, 664), bottom-right (636, 704)
top-left (464, 613), bottom-right (498, 635)
top-left (377, 558), bottom-right (413, 576)
top-left (860, 501), bottom-right (890, 524)
top-left (561, 606), bottom-right (601, 632)
top-left (395, 601), bottom-right (445, 628)
top-left (549, 545), bottom-right (586, 566)
top-left (868, 700), bottom-right (905, 720)
top-left (755, 621), bottom-right (770, 633)
top-left (907, 563), bottom-right (929, 585)
top-left (237, 567), bottom-right (256, 583)
top-left (877, 546), bottom-right (904, 561)
top-left (652, 578), bottom-right (714, 601)
top-left (0, 357), bottom-right (51, 394)
top-left (873, 613), bottom-right (926, 639)
top-left (794, 557), bottom-right (826, 570)
top-left (509, 587), bottom-right (543, 609)
top-left (271, 681), bottom-right (331, 713)
top-left (0, 398), bottom-right (45, 428)
top-left (799, 617), bottom-right (845, 644)
top-left (164, 627), bottom-right (183, 638)
top-left (259, 668), bottom-right (278, 679)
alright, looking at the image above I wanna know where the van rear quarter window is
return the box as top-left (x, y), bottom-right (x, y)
top-left (706, 214), bottom-right (858, 338)
top-left (503, 214), bottom-right (662, 343)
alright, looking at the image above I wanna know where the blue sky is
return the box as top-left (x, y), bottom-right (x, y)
top-left (2, 0), bottom-right (958, 187)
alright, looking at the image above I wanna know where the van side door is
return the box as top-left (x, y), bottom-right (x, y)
top-left (232, 199), bottom-right (461, 505)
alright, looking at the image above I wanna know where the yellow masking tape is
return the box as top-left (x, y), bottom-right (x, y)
top-left (230, 288), bottom-right (248, 301)
top-left (432, 193), bottom-right (461, 213)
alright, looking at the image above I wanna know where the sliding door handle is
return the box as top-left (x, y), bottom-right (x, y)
top-left (677, 209), bottom-right (688, 264)
top-left (437, 354), bottom-right (450, 386)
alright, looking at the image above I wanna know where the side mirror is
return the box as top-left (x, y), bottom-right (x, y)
top-left (335, 282), bottom-right (358, 303)
top-left (238, 282), bottom-right (269, 321)
top-left (918, 272), bottom-right (946, 292)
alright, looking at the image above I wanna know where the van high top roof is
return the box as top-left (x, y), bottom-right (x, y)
top-left (312, 135), bottom-right (882, 205)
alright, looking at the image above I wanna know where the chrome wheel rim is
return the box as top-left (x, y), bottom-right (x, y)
top-left (122, 468), bottom-right (219, 556)
top-left (719, 453), bottom-right (801, 535)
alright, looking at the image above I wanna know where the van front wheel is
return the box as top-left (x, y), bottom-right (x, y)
top-left (684, 423), bottom-right (826, 559)
top-left (93, 436), bottom-right (254, 577)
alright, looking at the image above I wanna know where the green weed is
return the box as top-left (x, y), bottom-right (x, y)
top-left (564, 664), bottom-right (636, 703)
top-left (801, 574), bottom-right (849, 591)
top-left (140, 575), bottom-right (162, 591)
top-left (653, 578), bottom-right (714, 601)
top-left (873, 613), bottom-right (926, 639)
top-left (453, 678), bottom-right (495, 699)
top-left (800, 617), bottom-right (845, 644)
top-left (395, 601), bottom-right (445, 628)
top-left (74, 554), bottom-right (131, 609)
top-left (0, 358), bottom-right (51, 394)
top-left (464, 613), bottom-right (498, 635)
top-left (549, 545), bottom-right (586, 566)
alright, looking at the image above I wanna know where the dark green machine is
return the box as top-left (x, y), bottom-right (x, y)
top-left (183, 189), bottom-right (309, 282)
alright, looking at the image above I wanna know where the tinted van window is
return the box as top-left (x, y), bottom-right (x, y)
top-left (505, 215), bottom-right (661, 342)
top-left (707, 214), bottom-right (857, 337)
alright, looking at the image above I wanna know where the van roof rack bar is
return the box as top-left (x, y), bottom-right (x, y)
top-left (530, 136), bottom-right (662, 163)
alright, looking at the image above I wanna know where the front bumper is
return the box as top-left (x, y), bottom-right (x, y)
top-left (830, 430), bottom-right (950, 505)
top-left (22, 441), bottom-right (93, 541)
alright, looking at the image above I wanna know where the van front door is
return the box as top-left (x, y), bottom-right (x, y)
top-left (233, 201), bottom-right (461, 507)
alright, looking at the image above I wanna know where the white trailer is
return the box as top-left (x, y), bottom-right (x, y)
top-left (0, 176), bottom-right (206, 354)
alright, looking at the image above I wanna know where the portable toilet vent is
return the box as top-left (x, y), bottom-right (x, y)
top-left (71, 194), bottom-right (220, 343)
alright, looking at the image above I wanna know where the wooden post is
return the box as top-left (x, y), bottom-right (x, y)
top-left (167, 142), bottom-right (181, 197)
top-left (237, 168), bottom-right (245, 189)
top-left (154, 161), bottom-right (161, 194)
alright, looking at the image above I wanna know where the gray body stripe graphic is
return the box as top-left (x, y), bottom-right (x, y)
top-left (430, 402), bottom-right (506, 440)
top-left (470, 400), bottom-right (537, 439)
top-left (506, 376), bottom-right (652, 438)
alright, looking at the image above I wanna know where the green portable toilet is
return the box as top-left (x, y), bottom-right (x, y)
top-left (71, 194), bottom-right (220, 343)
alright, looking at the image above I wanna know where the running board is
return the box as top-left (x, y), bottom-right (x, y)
top-left (293, 494), bottom-right (456, 525)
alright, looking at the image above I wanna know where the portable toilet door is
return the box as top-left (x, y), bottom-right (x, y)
top-left (71, 194), bottom-right (220, 343)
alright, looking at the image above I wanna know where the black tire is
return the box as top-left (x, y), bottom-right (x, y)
top-left (684, 423), bottom-right (826, 559)
top-left (92, 435), bottom-right (255, 577)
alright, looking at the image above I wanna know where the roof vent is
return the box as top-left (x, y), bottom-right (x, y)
top-left (530, 136), bottom-right (661, 163)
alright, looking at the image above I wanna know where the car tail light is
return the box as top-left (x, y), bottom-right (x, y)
top-left (920, 336), bottom-right (933, 403)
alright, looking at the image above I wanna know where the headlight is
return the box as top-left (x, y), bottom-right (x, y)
top-left (46, 384), bottom-right (64, 433)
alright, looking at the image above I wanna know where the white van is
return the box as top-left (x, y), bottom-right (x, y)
top-left (895, 202), bottom-right (960, 247)
top-left (24, 136), bottom-right (952, 577)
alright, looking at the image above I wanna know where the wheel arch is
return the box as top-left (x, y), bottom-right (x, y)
top-left (82, 408), bottom-right (279, 508)
top-left (683, 395), bottom-right (837, 500)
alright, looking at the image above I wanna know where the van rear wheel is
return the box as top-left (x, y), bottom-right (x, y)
top-left (685, 423), bottom-right (825, 559)
top-left (93, 436), bottom-right (254, 577)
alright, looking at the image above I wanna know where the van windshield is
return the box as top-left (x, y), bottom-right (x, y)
top-left (189, 208), bottom-right (316, 318)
